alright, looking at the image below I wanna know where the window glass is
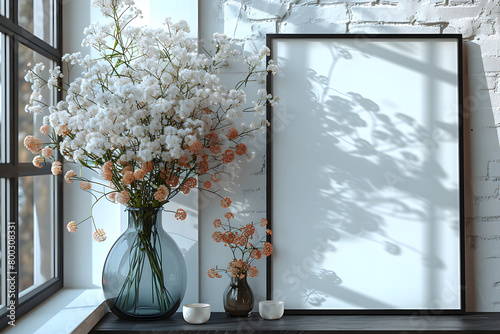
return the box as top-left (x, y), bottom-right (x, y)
top-left (18, 0), bottom-right (55, 46)
top-left (1, 0), bottom-right (6, 18)
top-left (0, 179), bottom-right (5, 307)
top-left (18, 174), bottom-right (54, 295)
top-left (0, 33), bottom-right (7, 163)
top-left (18, 43), bottom-right (53, 164)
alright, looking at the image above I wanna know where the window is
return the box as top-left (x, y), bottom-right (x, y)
top-left (0, 0), bottom-right (62, 329)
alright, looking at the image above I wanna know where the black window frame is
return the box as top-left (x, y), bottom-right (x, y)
top-left (0, 0), bottom-right (63, 329)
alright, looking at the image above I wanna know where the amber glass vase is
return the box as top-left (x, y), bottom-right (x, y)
top-left (223, 275), bottom-right (254, 316)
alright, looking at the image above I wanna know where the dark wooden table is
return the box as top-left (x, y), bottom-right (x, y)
top-left (90, 312), bottom-right (500, 333)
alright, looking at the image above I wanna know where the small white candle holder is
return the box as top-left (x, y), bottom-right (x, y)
top-left (182, 303), bottom-right (211, 324)
top-left (259, 300), bottom-right (284, 320)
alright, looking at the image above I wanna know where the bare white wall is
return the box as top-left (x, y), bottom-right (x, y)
top-left (63, 0), bottom-right (500, 312)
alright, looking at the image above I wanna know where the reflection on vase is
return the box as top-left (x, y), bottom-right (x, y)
top-left (102, 207), bottom-right (187, 319)
top-left (223, 275), bottom-right (254, 317)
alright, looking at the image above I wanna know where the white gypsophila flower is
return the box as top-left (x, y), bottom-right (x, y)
top-left (22, 0), bottom-right (276, 213)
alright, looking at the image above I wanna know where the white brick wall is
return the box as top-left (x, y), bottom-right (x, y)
top-left (200, 0), bottom-right (500, 312)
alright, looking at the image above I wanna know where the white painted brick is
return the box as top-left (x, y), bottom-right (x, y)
top-left (292, 0), bottom-right (318, 4)
top-left (446, 18), bottom-right (475, 39)
top-left (475, 197), bottom-right (500, 217)
top-left (223, 1), bottom-right (277, 39)
top-left (321, 0), bottom-right (373, 3)
top-left (467, 55), bottom-right (500, 75)
top-left (247, 0), bottom-right (289, 20)
top-left (474, 178), bottom-right (500, 197)
top-left (416, 5), bottom-right (482, 23)
top-left (483, 57), bottom-right (500, 73)
top-left (475, 36), bottom-right (500, 57)
top-left (351, 6), bottom-right (412, 23)
top-left (488, 92), bottom-right (500, 110)
top-left (280, 4), bottom-right (348, 32)
top-left (349, 23), bottom-right (441, 34)
top-left (279, 20), bottom-right (346, 33)
top-left (489, 161), bottom-right (500, 178)
top-left (486, 75), bottom-right (498, 90)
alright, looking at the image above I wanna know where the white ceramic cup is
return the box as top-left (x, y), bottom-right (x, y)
top-left (183, 303), bottom-right (211, 324)
top-left (259, 300), bottom-right (284, 320)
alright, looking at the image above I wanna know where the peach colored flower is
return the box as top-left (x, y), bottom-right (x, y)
top-left (260, 218), bottom-right (268, 227)
top-left (206, 132), bottom-right (218, 145)
top-left (51, 161), bottom-right (62, 175)
top-left (66, 221), bottom-right (77, 232)
top-left (134, 169), bottom-right (146, 180)
top-left (39, 124), bottom-right (50, 135)
top-left (101, 172), bottom-right (113, 181)
top-left (212, 231), bottom-right (223, 243)
top-left (220, 196), bottom-right (232, 208)
top-left (227, 128), bottom-right (239, 140)
top-left (235, 143), bottom-right (247, 156)
top-left (250, 249), bottom-right (262, 260)
top-left (41, 146), bottom-right (53, 158)
top-left (211, 173), bottom-right (221, 183)
top-left (79, 181), bottom-right (91, 190)
top-left (106, 192), bottom-right (116, 202)
top-left (24, 135), bottom-right (42, 154)
top-left (213, 219), bottom-right (222, 228)
top-left (178, 156), bottom-right (190, 168)
top-left (115, 190), bottom-right (130, 205)
top-left (175, 208), bottom-right (187, 220)
top-left (243, 224), bottom-right (255, 237)
top-left (121, 171), bottom-right (134, 185)
top-left (222, 231), bottom-right (235, 244)
top-left (32, 156), bottom-right (43, 168)
top-left (248, 266), bottom-right (258, 277)
top-left (185, 177), bottom-right (197, 188)
top-left (210, 145), bottom-right (221, 154)
top-left (93, 228), bottom-right (107, 242)
top-left (188, 140), bottom-right (202, 153)
top-left (266, 229), bottom-right (272, 235)
top-left (100, 162), bottom-right (113, 181)
top-left (262, 242), bottom-right (273, 257)
top-left (122, 166), bottom-right (133, 174)
top-left (224, 212), bottom-right (234, 220)
top-left (57, 124), bottom-right (69, 137)
top-left (142, 161), bottom-right (154, 173)
top-left (222, 149), bottom-right (235, 164)
top-left (198, 161), bottom-right (209, 174)
top-left (207, 268), bottom-right (222, 278)
top-left (154, 185), bottom-right (169, 201)
top-left (180, 184), bottom-right (190, 194)
top-left (203, 107), bottom-right (212, 115)
top-left (203, 180), bottom-right (212, 189)
top-left (168, 176), bottom-right (179, 187)
top-left (233, 234), bottom-right (247, 246)
top-left (64, 170), bottom-right (77, 183)
top-left (103, 161), bottom-right (113, 173)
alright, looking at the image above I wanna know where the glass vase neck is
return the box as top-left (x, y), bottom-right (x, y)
top-left (126, 207), bottom-right (162, 230)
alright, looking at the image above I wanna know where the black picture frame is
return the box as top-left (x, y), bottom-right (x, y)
top-left (266, 34), bottom-right (464, 314)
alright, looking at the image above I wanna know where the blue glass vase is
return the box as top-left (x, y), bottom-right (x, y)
top-left (102, 207), bottom-right (187, 319)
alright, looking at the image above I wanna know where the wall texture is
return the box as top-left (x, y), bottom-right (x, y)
top-left (62, 0), bottom-right (500, 313)
top-left (198, 0), bottom-right (500, 312)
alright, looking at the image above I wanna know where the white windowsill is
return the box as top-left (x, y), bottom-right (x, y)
top-left (2, 288), bottom-right (107, 334)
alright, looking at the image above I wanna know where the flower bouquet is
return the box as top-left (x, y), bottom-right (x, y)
top-left (22, 0), bottom-right (277, 319)
top-left (208, 213), bottom-right (272, 316)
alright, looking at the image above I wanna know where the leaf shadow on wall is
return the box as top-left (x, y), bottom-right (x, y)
top-left (271, 40), bottom-right (461, 309)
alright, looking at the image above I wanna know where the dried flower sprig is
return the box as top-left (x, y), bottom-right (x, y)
top-left (208, 202), bottom-right (272, 279)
